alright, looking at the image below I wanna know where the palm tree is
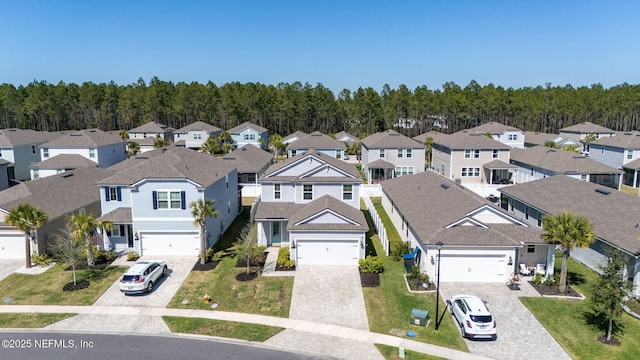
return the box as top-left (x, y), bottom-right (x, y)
top-left (127, 141), bottom-right (140, 156)
top-left (200, 136), bottom-right (220, 155)
top-left (543, 140), bottom-right (559, 149)
top-left (153, 134), bottom-right (167, 149)
top-left (542, 212), bottom-right (596, 293)
top-left (5, 203), bottom-right (49, 268)
top-left (218, 131), bottom-right (232, 147)
top-left (424, 136), bottom-right (434, 169)
top-left (190, 199), bottom-right (219, 265)
top-left (68, 213), bottom-right (111, 267)
top-left (269, 134), bottom-right (284, 160)
top-left (118, 130), bottom-right (129, 142)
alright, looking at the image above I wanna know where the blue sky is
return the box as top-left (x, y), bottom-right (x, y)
top-left (1, 1), bottom-right (638, 93)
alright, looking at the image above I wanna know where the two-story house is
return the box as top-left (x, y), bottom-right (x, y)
top-left (254, 151), bottom-right (368, 265)
top-left (222, 144), bottom-right (273, 197)
top-left (287, 131), bottom-right (347, 159)
top-left (361, 130), bottom-right (425, 183)
top-left (523, 132), bottom-right (581, 149)
top-left (0, 128), bottom-right (52, 182)
top-left (29, 154), bottom-right (98, 180)
top-left (558, 121), bottom-right (615, 153)
top-left (128, 122), bottom-right (175, 153)
top-left (587, 132), bottom-right (640, 188)
top-left (229, 122), bottom-right (268, 150)
top-left (39, 129), bottom-right (127, 169)
top-left (95, 147), bottom-right (239, 256)
top-left (465, 122), bottom-right (525, 148)
top-left (499, 175), bottom-right (640, 296)
top-left (173, 121), bottom-right (222, 149)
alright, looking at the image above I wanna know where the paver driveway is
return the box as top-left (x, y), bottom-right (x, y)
top-left (0, 259), bottom-right (23, 282)
top-left (94, 256), bottom-right (196, 308)
top-left (439, 282), bottom-right (571, 360)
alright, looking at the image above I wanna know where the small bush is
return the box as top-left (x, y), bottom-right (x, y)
top-left (277, 246), bottom-right (295, 269)
top-left (127, 252), bottom-right (140, 261)
top-left (94, 248), bottom-right (117, 263)
top-left (198, 248), bottom-right (217, 262)
top-left (358, 256), bottom-right (384, 273)
top-left (31, 252), bottom-right (52, 267)
top-left (390, 241), bottom-right (410, 261)
top-left (212, 250), bottom-right (229, 262)
top-left (533, 273), bottom-right (543, 285)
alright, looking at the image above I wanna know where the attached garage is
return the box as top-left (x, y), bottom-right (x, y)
top-left (296, 239), bottom-right (359, 266)
top-left (139, 231), bottom-right (200, 256)
top-left (0, 232), bottom-right (24, 259)
top-left (437, 253), bottom-right (507, 283)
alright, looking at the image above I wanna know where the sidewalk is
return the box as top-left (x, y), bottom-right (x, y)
top-left (0, 305), bottom-right (492, 360)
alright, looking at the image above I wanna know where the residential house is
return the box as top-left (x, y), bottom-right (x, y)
top-left (498, 175), bottom-right (640, 296)
top-left (558, 121), bottom-right (615, 153)
top-left (222, 145), bottom-right (274, 197)
top-left (379, 171), bottom-right (548, 283)
top-left (39, 129), bottom-right (127, 168)
top-left (254, 151), bottom-right (367, 265)
top-left (334, 131), bottom-right (358, 145)
top-left (173, 121), bottom-right (222, 149)
top-left (465, 122), bottom-right (525, 148)
top-left (95, 147), bottom-right (239, 256)
top-left (29, 154), bottom-right (98, 180)
top-left (510, 146), bottom-right (622, 189)
top-left (523, 132), bottom-right (581, 150)
top-left (588, 131), bottom-right (640, 188)
top-left (128, 121), bottom-right (175, 143)
top-left (229, 122), bottom-right (268, 150)
top-left (0, 128), bottom-right (51, 181)
top-left (361, 130), bottom-right (426, 183)
top-left (287, 131), bottom-right (347, 159)
top-left (283, 131), bottom-right (307, 145)
top-left (0, 167), bottom-right (109, 259)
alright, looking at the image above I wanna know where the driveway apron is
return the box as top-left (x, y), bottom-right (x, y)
top-left (289, 265), bottom-right (369, 331)
top-left (0, 259), bottom-right (23, 282)
top-left (439, 282), bottom-right (571, 360)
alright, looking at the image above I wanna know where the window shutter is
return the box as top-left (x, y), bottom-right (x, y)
top-left (116, 187), bottom-right (122, 201)
top-left (181, 191), bottom-right (186, 210)
top-left (104, 187), bottom-right (110, 202)
top-left (152, 191), bottom-right (158, 210)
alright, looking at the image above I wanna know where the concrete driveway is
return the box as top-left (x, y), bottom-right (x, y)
top-left (439, 282), bottom-right (571, 360)
top-left (93, 256), bottom-right (196, 308)
top-left (0, 259), bottom-right (23, 282)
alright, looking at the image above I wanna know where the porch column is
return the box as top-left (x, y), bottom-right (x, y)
top-left (634, 170), bottom-right (639, 189)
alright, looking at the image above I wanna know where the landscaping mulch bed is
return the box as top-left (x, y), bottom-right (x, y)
top-left (597, 335), bottom-right (621, 346)
top-left (191, 261), bottom-right (219, 272)
top-left (275, 264), bottom-right (296, 272)
top-left (528, 282), bottom-right (582, 297)
top-left (404, 275), bottom-right (436, 291)
top-left (360, 272), bottom-right (380, 287)
top-left (235, 272), bottom-right (259, 281)
top-left (62, 280), bottom-right (90, 291)
top-left (235, 258), bottom-right (265, 268)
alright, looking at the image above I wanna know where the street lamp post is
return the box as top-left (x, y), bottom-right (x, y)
top-left (435, 241), bottom-right (444, 330)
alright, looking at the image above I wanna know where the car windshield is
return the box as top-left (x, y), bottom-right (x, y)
top-left (122, 275), bottom-right (140, 282)
top-left (470, 315), bottom-right (493, 323)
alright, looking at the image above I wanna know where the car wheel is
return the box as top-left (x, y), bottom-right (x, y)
top-left (162, 266), bottom-right (167, 277)
top-left (147, 281), bottom-right (154, 293)
top-left (459, 322), bottom-right (467, 339)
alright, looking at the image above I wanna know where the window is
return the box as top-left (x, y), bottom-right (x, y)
top-left (508, 134), bottom-right (518, 141)
top-left (143, 133), bottom-right (147, 138)
top-left (336, 150), bottom-right (341, 159)
top-left (89, 148), bottom-right (95, 158)
top-left (246, 173), bottom-right (256, 183)
top-left (291, 150), bottom-right (296, 156)
top-left (31, 145), bottom-right (36, 154)
top-left (461, 167), bottom-right (467, 177)
top-left (395, 166), bottom-right (415, 177)
top-left (464, 149), bottom-right (471, 159)
top-left (43, 148), bottom-right (49, 158)
top-left (473, 149), bottom-right (480, 158)
top-left (244, 133), bottom-right (255, 141)
top-left (105, 187), bottom-right (121, 202)
top-left (601, 147), bottom-right (604, 154)
top-left (154, 190), bottom-right (184, 209)
top-left (110, 226), bottom-right (121, 237)
top-left (226, 174), bottom-right (229, 189)
top-left (492, 149), bottom-right (499, 159)
top-left (274, 184), bottom-right (281, 200)
top-left (33, 170), bottom-right (39, 179)
top-left (406, 148), bottom-right (412, 158)
top-left (527, 245), bottom-right (535, 253)
top-left (56, 169), bottom-right (64, 174)
top-left (461, 167), bottom-right (480, 177)
top-left (343, 184), bottom-right (353, 200)
top-left (627, 150), bottom-right (633, 160)
top-left (193, 133), bottom-right (202, 140)
top-left (398, 149), bottom-right (403, 158)
top-left (227, 201), bottom-right (231, 214)
top-left (581, 174), bottom-right (587, 181)
top-left (379, 149), bottom-right (385, 158)
top-left (596, 133), bottom-right (600, 139)
top-left (303, 184), bottom-right (313, 200)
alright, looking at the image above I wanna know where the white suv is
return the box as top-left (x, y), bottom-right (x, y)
top-left (119, 260), bottom-right (167, 294)
top-left (448, 294), bottom-right (497, 340)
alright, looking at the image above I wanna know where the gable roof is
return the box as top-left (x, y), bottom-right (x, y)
top-left (381, 171), bottom-right (542, 247)
top-left (334, 131), bottom-right (358, 142)
top-left (96, 207), bottom-right (132, 223)
top-left (283, 131), bottom-right (307, 143)
top-left (413, 131), bottom-right (448, 145)
top-left (41, 129), bottom-right (124, 147)
top-left (431, 130), bottom-right (511, 150)
top-left (261, 150), bottom-right (360, 182)
top-left (175, 121), bottom-right (221, 134)
top-left (129, 121), bottom-right (175, 133)
top-left (0, 128), bottom-right (50, 147)
top-left (523, 132), bottom-right (557, 146)
top-left (0, 167), bottom-right (109, 221)
top-left (228, 121), bottom-right (267, 134)
top-left (97, 147), bottom-right (235, 188)
top-left (222, 144), bottom-right (273, 173)
top-left (29, 154), bottom-right (98, 169)
top-left (510, 146), bottom-right (622, 175)
top-left (464, 122), bottom-right (523, 135)
top-left (287, 131), bottom-right (346, 150)
top-left (559, 121), bottom-right (614, 134)
top-left (362, 130), bottom-right (425, 149)
top-left (592, 131), bottom-right (640, 149)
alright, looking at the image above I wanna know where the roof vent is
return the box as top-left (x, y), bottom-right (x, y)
top-left (441, 183), bottom-right (450, 189)
top-left (61, 173), bottom-right (73, 178)
top-left (595, 188), bottom-right (611, 195)
top-left (89, 129), bottom-right (96, 132)
top-left (70, 133), bottom-right (82, 136)
top-left (311, 133), bottom-right (322, 136)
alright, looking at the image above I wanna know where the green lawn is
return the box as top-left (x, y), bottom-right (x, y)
top-left (163, 316), bottom-right (284, 342)
top-left (521, 257), bottom-right (640, 360)
top-left (371, 197), bottom-right (403, 248)
top-left (375, 344), bottom-right (445, 360)
top-left (0, 264), bottom-right (126, 305)
top-left (0, 313), bottom-right (75, 328)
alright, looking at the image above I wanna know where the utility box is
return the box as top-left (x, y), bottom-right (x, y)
top-left (409, 308), bottom-right (429, 326)
top-left (403, 254), bottom-right (414, 272)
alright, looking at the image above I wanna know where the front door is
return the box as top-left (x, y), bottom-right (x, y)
top-left (271, 222), bottom-right (281, 245)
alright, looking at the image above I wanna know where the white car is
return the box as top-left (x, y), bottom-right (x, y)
top-left (448, 294), bottom-right (497, 340)
top-left (119, 260), bottom-right (167, 294)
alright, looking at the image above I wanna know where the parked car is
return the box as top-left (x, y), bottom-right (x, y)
top-left (447, 294), bottom-right (497, 340)
top-left (119, 260), bottom-right (167, 294)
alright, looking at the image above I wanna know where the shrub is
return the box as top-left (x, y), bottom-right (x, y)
top-left (277, 246), bottom-right (295, 269)
top-left (31, 252), bottom-right (52, 267)
top-left (127, 252), bottom-right (139, 261)
top-left (358, 256), bottom-right (384, 273)
top-left (390, 241), bottom-right (411, 261)
top-left (198, 248), bottom-right (216, 262)
top-left (212, 250), bottom-right (229, 262)
top-left (533, 273), bottom-right (543, 285)
top-left (94, 248), bottom-right (116, 263)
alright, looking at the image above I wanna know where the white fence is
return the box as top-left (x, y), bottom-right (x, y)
top-left (241, 183), bottom-right (262, 198)
top-left (363, 196), bottom-right (389, 255)
top-left (249, 195), bottom-right (261, 223)
top-left (360, 184), bottom-right (382, 197)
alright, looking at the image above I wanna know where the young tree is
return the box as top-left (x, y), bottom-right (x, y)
top-left (5, 203), bottom-right (49, 268)
top-left (424, 136), bottom-right (434, 168)
top-left (233, 222), bottom-right (261, 274)
top-left (591, 249), bottom-right (635, 343)
top-left (50, 226), bottom-right (84, 286)
top-left (190, 199), bottom-right (219, 265)
top-left (542, 212), bottom-right (596, 293)
top-left (68, 213), bottom-right (111, 267)
top-left (543, 140), bottom-right (559, 149)
top-left (268, 134), bottom-right (284, 160)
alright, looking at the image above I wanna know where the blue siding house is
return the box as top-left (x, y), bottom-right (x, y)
top-left (229, 122), bottom-right (268, 150)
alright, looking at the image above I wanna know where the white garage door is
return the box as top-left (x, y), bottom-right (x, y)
top-left (0, 233), bottom-right (24, 259)
top-left (437, 254), bottom-right (506, 283)
top-left (296, 240), bottom-right (359, 266)
top-left (140, 231), bottom-right (200, 256)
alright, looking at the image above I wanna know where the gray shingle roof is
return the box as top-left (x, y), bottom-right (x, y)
top-left (283, 131), bottom-right (307, 143)
top-left (523, 132), bottom-right (557, 146)
top-left (29, 154), bottom-right (98, 169)
top-left (362, 130), bottom-right (425, 149)
top-left (592, 131), bottom-right (640, 149)
top-left (381, 171), bottom-right (541, 247)
top-left (431, 130), bottom-right (511, 150)
top-left (413, 131), bottom-right (448, 145)
top-left (623, 157), bottom-right (640, 170)
top-left (559, 122), bottom-right (614, 134)
top-left (175, 121), bottom-right (221, 133)
top-left (288, 131), bottom-right (346, 150)
top-left (498, 175), bottom-right (640, 255)
top-left (0, 167), bottom-right (109, 221)
top-left (129, 122), bottom-right (175, 133)
top-left (510, 147), bottom-right (622, 175)
top-left (223, 144), bottom-right (273, 173)
top-left (0, 128), bottom-right (50, 147)
top-left (41, 129), bottom-right (124, 147)
top-left (228, 121), bottom-right (267, 134)
top-left (483, 159), bottom-right (517, 169)
top-left (464, 122), bottom-right (523, 135)
top-left (334, 131), bottom-right (358, 143)
top-left (367, 159), bottom-right (396, 169)
top-left (96, 207), bottom-right (132, 223)
top-left (261, 151), bottom-right (360, 181)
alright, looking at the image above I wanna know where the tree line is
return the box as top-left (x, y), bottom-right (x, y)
top-left (1, 78), bottom-right (639, 136)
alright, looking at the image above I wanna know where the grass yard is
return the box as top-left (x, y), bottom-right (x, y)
top-left (0, 264), bottom-right (126, 305)
top-left (521, 257), bottom-right (640, 360)
top-left (620, 184), bottom-right (638, 196)
top-left (163, 316), bottom-right (284, 342)
top-left (375, 344), bottom-right (445, 360)
top-left (0, 313), bottom-right (75, 328)
top-left (371, 197), bottom-right (403, 249)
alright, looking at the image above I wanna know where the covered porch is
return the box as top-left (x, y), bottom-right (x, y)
top-left (622, 159), bottom-right (640, 188)
top-left (367, 159), bottom-right (395, 184)
top-left (483, 160), bottom-right (517, 185)
top-left (96, 207), bottom-right (134, 252)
